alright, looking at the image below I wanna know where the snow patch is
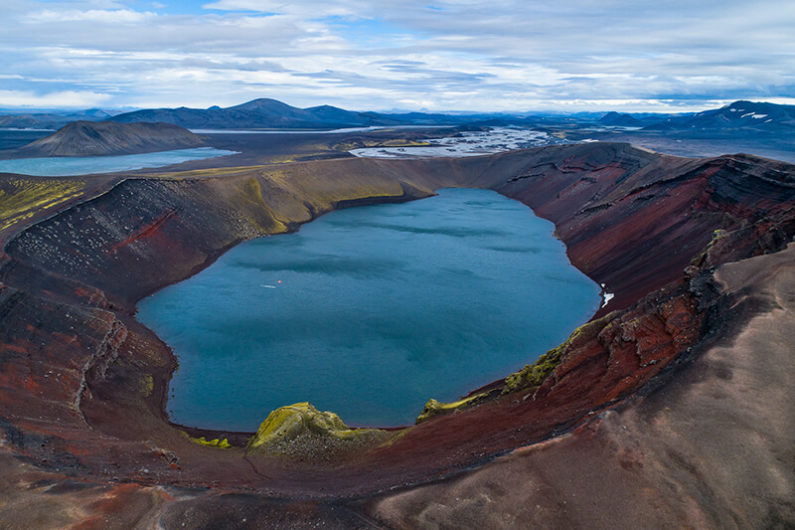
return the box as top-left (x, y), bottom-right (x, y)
top-left (602, 293), bottom-right (614, 308)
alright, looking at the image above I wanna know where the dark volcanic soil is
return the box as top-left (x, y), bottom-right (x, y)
top-left (0, 140), bottom-right (793, 528)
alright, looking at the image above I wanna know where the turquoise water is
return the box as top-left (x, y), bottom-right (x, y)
top-left (137, 188), bottom-right (601, 430)
top-left (0, 147), bottom-right (236, 176)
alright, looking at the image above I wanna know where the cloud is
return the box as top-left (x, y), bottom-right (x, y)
top-left (25, 8), bottom-right (155, 24)
top-left (202, 0), bottom-right (369, 18)
top-left (0, 89), bottom-right (113, 108)
top-left (0, 0), bottom-right (793, 111)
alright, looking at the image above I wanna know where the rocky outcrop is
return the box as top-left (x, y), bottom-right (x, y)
top-left (247, 402), bottom-right (394, 461)
top-left (16, 121), bottom-right (205, 157)
top-left (0, 143), bottom-right (792, 526)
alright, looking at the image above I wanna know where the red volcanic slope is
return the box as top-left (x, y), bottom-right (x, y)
top-left (0, 143), bottom-right (793, 526)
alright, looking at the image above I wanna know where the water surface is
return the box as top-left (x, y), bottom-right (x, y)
top-left (0, 147), bottom-right (236, 176)
top-left (137, 188), bottom-right (601, 430)
top-left (189, 125), bottom-right (448, 134)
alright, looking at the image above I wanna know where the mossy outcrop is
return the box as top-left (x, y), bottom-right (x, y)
top-left (416, 392), bottom-right (491, 424)
top-left (503, 313), bottom-right (616, 394)
top-left (246, 402), bottom-right (393, 461)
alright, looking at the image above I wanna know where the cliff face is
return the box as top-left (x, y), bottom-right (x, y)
top-left (0, 143), bottom-right (793, 527)
top-left (15, 120), bottom-right (205, 157)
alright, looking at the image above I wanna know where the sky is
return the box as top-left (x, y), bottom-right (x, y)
top-left (1, 0), bottom-right (794, 113)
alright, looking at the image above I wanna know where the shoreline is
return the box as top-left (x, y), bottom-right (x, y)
top-left (138, 186), bottom-right (603, 434)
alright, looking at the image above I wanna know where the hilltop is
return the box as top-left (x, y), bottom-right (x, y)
top-left (16, 121), bottom-right (205, 157)
top-left (644, 100), bottom-right (795, 134)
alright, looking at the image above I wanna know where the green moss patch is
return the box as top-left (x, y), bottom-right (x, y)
top-left (415, 392), bottom-right (491, 424)
top-left (181, 431), bottom-right (232, 449)
top-left (0, 178), bottom-right (85, 232)
top-left (246, 402), bottom-right (394, 461)
top-left (503, 313), bottom-right (615, 394)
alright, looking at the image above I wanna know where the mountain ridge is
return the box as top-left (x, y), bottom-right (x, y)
top-left (108, 97), bottom-right (399, 129)
top-left (643, 100), bottom-right (795, 133)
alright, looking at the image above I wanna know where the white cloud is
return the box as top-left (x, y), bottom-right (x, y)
top-left (0, 89), bottom-right (113, 108)
top-left (202, 0), bottom-right (369, 18)
top-left (25, 8), bottom-right (155, 24)
top-left (753, 97), bottom-right (795, 106)
top-left (0, 0), bottom-right (793, 111)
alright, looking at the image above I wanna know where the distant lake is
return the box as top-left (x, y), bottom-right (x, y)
top-left (137, 188), bottom-right (601, 430)
top-left (189, 125), bottom-right (448, 134)
top-left (0, 147), bottom-right (237, 176)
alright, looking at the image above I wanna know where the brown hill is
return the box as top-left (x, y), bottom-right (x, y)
top-left (17, 120), bottom-right (205, 156)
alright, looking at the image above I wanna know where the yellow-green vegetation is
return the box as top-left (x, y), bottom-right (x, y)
top-left (246, 402), bottom-right (393, 459)
top-left (0, 178), bottom-right (84, 232)
top-left (690, 228), bottom-right (729, 268)
top-left (266, 155), bottom-right (301, 164)
top-left (181, 431), bottom-right (231, 449)
top-left (150, 165), bottom-right (263, 179)
top-left (416, 392), bottom-right (490, 424)
top-left (705, 228), bottom-right (728, 263)
top-left (139, 373), bottom-right (154, 397)
top-left (503, 313), bottom-right (616, 394)
top-left (332, 139), bottom-right (431, 151)
top-left (266, 153), bottom-right (336, 164)
top-left (257, 163), bottom-right (410, 217)
top-left (381, 139), bottom-right (432, 147)
top-left (236, 176), bottom-right (289, 234)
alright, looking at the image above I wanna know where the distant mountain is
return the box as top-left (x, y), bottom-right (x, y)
top-left (0, 109), bottom-right (113, 129)
top-left (7, 98), bottom-right (793, 136)
top-left (108, 98), bottom-right (518, 129)
top-left (108, 98), bottom-right (400, 129)
top-left (644, 101), bottom-right (795, 133)
top-left (598, 112), bottom-right (643, 127)
top-left (17, 121), bottom-right (205, 156)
